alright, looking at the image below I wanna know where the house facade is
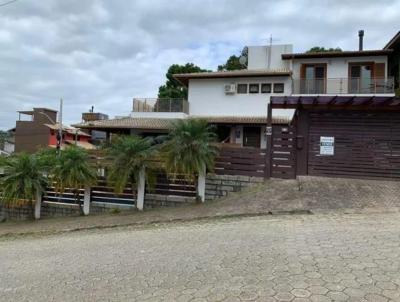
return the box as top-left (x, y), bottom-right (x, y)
top-left (77, 31), bottom-right (398, 153)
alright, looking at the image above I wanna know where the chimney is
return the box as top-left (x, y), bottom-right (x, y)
top-left (358, 30), bottom-right (364, 51)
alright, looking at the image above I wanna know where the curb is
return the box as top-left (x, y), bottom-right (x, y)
top-left (0, 210), bottom-right (314, 240)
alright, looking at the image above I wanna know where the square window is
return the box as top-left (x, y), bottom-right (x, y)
top-left (261, 83), bottom-right (272, 93)
top-left (249, 84), bottom-right (259, 93)
top-left (237, 84), bottom-right (248, 94)
top-left (273, 83), bottom-right (284, 93)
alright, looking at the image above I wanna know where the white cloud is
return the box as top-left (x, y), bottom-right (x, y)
top-left (0, 0), bottom-right (399, 129)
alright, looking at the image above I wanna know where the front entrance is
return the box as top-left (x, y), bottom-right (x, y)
top-left (243, 127), bottom-right (261, 148)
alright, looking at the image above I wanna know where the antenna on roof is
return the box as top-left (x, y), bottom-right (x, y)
top-left (263, 34), bottom-right (280, 69)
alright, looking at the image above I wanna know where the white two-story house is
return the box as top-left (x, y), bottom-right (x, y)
top-left (77, 31), bottom-right (398, 151)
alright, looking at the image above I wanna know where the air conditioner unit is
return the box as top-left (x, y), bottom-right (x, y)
top-left (224, 83), bottom-right (236, 94)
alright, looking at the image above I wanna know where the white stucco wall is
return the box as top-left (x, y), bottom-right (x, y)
top-left (188, 77), bottom-right (292, 117)
top-left (247, 45), bottom-right (293, 70)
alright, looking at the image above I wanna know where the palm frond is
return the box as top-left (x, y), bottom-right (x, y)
top-left (104, 135), bottom-right (158, 194)
top-left (0, 153), bottom-right (48, 206)
top-left (161, 118), bottom-right (219, 180)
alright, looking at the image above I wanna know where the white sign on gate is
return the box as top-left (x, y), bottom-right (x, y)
top-left (320, 136), bottom-right (334, 155)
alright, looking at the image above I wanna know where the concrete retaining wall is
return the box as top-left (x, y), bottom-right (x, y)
top-left (144, 194), bottom-right (196, 209)
top-left (0, 204), bottom-right (33, 221)
top-left (205, 174), bottom-right (264, 200)
top-left (41, 202), bottom-right (80, 218)
top-left (90, 202), bottom-right (136, 214)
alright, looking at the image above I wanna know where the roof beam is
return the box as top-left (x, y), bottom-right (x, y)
top-left (381, 96), bottom-right (395, 106)
top-left (343, 96), bottom-right (355, 106)
top-left (328, 96), bottom-right (338, 106)
top-left (362, 96), bottom-right (375, 107)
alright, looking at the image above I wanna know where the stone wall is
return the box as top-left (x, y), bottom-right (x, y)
top-left (90, 202), bottom-right (135, 214)
top-left (144, 194), bottom-right (197, 209)
top-left (41, 202), bottom-right (80, 218)
top-left (205, 174), bottom-right (264, 200)
top-left (0, 204), bottom-right (33, 221)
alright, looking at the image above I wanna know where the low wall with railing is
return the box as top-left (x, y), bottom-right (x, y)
top-left (1, 146), bottom-right (273, 220)
top-left (132, 98), bottom-right (189, 113)
top-left (292, 77), bottom-right (394, 94)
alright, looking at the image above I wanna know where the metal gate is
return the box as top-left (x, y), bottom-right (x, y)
top-left (270, 125), bottom-right (297, 179)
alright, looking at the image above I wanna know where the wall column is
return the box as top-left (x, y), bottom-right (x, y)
top-left (137, 167), bottom-right (145, 210)
top-left (83, 186), bottom-right (91, 216)
top-left (197, 163), bottom-right (206, 202)
top-left (34, 191), bottom-right (42, 219)
top-left (265, 103), bottom-right (273, 179)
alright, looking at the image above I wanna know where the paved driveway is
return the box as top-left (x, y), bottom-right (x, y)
top-left (1, 213), bottom-right (400, 302)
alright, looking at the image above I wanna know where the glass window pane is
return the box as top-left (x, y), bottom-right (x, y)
top-left (249, 84), bottom-right (259, 93)
top-left (261, 83), bottom-right (271, 93)
top-left (305, 66), bottom-right (314, 79)
top-left (351, 65), bottom-right (361, 78)
top-left (237, 84), bottom-right (247, 94)
top-left (273, 83), bottom-right (284, 93)
top-left (315, 67), bottom-right (325, 78)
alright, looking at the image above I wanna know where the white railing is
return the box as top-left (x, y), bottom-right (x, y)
top-left (292, 77), bottom-right (395, 94)
top-left (132, 98), bottom-right (189, 113)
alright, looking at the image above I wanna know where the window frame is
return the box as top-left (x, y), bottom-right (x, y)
top-left (261, 83), bottom-right (272, 93)
top-left (249, 83), bottom-right (260, 94)
top-left (237, 83), bottom-right (248, 94)
top-left (273, 83), bottom-right (284, 93)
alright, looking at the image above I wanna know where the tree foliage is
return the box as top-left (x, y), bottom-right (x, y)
top-left (218, 55), bottom-right (246, 71)
top-left (51, 146), bottom-right (97, 214)
top-left (306, 47), bottom-right (342, 53)
top-left (105, 135), bottom-right (158, 194)
top-left (158, 63), bottom-right (209, 99)
top-left (161, 119), bottom-right (218, 180)
top-left (0, 153), bottom-right (48, 212)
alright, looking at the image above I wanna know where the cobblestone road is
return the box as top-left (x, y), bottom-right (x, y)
top-left (1, 213), bottom-right (400, 302)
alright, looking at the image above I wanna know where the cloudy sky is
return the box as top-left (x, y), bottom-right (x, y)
top-left (0, 0), bottom-right (399, 129)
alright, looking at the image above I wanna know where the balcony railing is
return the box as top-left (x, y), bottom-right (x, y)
top-left (132, 98), bottom-right (189, 114)
top-left (292, 77), bottom-right (395, 94)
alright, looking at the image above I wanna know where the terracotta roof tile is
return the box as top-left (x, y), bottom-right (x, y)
top-left (75, 116), bottom-right (290, 130)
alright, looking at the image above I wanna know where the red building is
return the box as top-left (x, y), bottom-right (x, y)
top-left (15, 108), bottom-right (94, 153)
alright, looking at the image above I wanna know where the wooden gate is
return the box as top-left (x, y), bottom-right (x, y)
top-left (307, 111), bottom-right (400, 180)
top-left (269, 125), bottom-right (297, 179)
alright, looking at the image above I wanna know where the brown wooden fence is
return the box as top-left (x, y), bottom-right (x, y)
top-left (43, 186), bottom-right (85, 204)
top-left (43, 172), bottom-right (196, 206)
top-left (150, 173), bottom-right (196, 197)
top-left (214, 146), bottom-right (266, 177)
top-left (270, 125), bottom-right (297, 179)
top-left (91, 179), bottom-right (136, 205)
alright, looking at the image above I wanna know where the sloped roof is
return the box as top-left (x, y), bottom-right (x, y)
top-left (64, 140), bottom-right (96, 150)
top-left (384, 31), bottom-right (400, 49)
top-left (44, 123), bottom-right (91, 137)
top-left (281, 49), bottom-right (392, 60)
top-left (75, 116), bottom-right (290, 130)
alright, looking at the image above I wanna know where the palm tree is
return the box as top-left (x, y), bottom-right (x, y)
top-left (0, 153), bottom-right (48, 219)
top-left (105, 135), bottom-right (157, 208)
top-left (161, 119), bottom-right (219, 201)
top-left (52, 146), bottom-right (97, 215)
